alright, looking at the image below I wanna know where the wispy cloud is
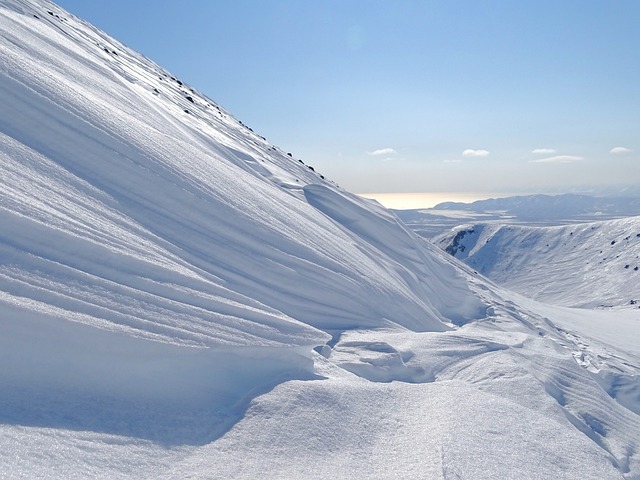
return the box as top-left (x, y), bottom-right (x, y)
top-left (532, 148), bottom-right (556, 154)
top-left (443, 159), bottom-right (462, 164)
top-left (462, 149), bottom-right (490, 157)
top-left (368, 147), bottom-right (396, 156)
top-left (529, 155), bottom-right (583, 164)
top-left (610, 146), bottom-right (631, 154)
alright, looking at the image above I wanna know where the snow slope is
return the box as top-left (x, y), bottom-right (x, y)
top-left (435, 217), bottom-right (640, 308)
top-left (1, 1), bottom-right (639, 478)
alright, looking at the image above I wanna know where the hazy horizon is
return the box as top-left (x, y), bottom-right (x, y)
top-left (358, 192), bottom-right (517, 210)
top-left (359, 184), bottom-right (640, 210)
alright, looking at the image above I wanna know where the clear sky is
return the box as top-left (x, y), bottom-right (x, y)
top-left (55, 0), bottom-right (639, 196)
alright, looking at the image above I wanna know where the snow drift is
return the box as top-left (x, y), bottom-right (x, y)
top-left (1, 1), bottom-right (639, 479)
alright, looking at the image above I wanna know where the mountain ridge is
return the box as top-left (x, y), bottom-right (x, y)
top-left (433, 193), bottom-right (640, 221)
top-left (434, 216), bottom-right (640, 309)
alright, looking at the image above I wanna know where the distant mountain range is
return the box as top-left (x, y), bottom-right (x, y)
top-left (433, 193), bottom-right (640, 221)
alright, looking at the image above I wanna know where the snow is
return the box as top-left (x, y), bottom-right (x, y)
top-left (0, 303), bottom-right (316, 447)
top-left (434, 217), bottom-right (640, 308)
top-left (1, 1), bottom-right (639, 479)
top-left (0, 1), bottom-right (474, 344)
top-left (171, 368), bottom-right (623, 479)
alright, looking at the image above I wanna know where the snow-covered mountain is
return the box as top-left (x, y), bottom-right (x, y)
top-left (435, 217), bottom-right (640, 309)
top-left (1, 1), bottom-right (639, 478)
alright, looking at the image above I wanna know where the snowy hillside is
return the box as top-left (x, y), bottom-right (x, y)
top-left (435, 217), bottom-right (640, 308)
top-left (1, 1), bottom-right (639, 479)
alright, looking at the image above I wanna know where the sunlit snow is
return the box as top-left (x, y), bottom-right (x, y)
top-left (0, 1), bottom-right (639, 479)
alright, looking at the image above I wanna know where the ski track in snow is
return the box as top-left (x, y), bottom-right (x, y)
top-left (0, 1), bottom-right (639, 479)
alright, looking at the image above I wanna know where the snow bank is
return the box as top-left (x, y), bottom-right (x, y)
top-left (304, 184), bottom-right (486, 327)
top-left (170, 324), bottom-right (637, 479)
top-left (0, 303), bottom-right (316, 446)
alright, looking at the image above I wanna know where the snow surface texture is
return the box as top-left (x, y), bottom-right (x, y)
top-left (1, 1), bottom-right (639, 478)
top-left (435, 218), bottom-right (640, 309)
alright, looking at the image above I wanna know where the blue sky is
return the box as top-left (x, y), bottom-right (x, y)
top-left (55, 0), bottom-right (639, 195)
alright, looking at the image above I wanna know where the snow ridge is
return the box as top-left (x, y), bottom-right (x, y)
top-left (435, 217), bottom-right (640, 308)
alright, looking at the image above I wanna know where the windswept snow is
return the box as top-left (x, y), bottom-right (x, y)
top-left (0, 0), bottom-right (481, 346)
top-left (1, 1), bottom-right (639, 479)
top-left (0, 303), bottom-right (316, 445)
top-left (435, 217), bottom-right (640, 308)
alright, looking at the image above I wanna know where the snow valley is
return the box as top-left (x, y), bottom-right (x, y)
top-left (433, 217), bottom-right (640, 309)
top-left (0, 1), bottom-right (639, 479)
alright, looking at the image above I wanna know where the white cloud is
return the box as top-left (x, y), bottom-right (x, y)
top-left (462, 149), bottom-right (490, 157)
top-left (529, 155), bottom-right (584, 164)
top-left (443, 159), bottom-right (463, 164)
top-left (532, 148), bottom-right (556, 154)
top-left (610, 146), bottom-right (631, 154)
top-left (368, 148), bottom-right (396, 156)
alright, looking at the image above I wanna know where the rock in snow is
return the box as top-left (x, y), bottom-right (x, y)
top-left (0, 1), bottom-right (639, 478)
